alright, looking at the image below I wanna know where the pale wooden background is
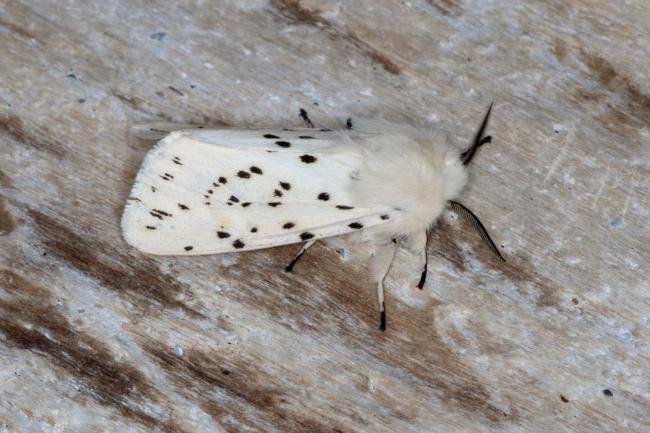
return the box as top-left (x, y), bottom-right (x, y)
top-left (1, 1), bottom-right (649, 432)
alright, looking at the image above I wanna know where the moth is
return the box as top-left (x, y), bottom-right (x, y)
top-left (122, 106), bottom-right (504, 330)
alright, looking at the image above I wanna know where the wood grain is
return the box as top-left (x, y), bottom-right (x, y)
top-left (1, 1), bottom-right (648, 432)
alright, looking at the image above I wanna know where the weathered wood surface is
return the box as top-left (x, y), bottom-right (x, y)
top-left (1, 1), bottom-right (648, 432)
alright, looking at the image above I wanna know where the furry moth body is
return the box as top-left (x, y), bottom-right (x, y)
top-left (122, 107), bottom-right (503, 330)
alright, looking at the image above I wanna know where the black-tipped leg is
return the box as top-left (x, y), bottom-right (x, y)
top-left (448, 200), bottom-right (505, 262)
top-left (417, 268), bottom-right (427, 290)
top-left (417, 234), bottom-right (429, 290)
top-left (460, 103), bottom-right (493, 166)
top-left (299, 108), bottom-right (314, 128)
top-left (346, 118), bottom-right (353, 129)
top-left (379, 306), bottom-right (386, 331)
top-left (285, 239), bottom-right (317, 272)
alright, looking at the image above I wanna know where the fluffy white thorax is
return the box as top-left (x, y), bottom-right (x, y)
top-left (350, 120), bottom-right (467, 242)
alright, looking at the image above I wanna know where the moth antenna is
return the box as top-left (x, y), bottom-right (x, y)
top-left (299, 108), bottom-right (314, 128)
top-left (461, 103), bottom-right (493, 166)
top-left (448, 200), bottom-right (505, 262)
top-left (285, 239), bottom-right (317, 272)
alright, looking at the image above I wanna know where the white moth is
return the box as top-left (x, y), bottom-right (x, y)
top-left (122, 107), bottom-right (504, 330)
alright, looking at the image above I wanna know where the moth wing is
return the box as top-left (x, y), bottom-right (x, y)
top-left (121, 129), bottom-right (392, 255)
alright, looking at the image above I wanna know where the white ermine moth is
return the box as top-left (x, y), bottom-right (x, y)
top-left (122, 106), bottom-right (504, 330)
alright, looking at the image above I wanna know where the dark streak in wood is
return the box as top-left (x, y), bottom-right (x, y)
top-left (0, 195), bottom-right (16, 235)
top-left (271, 0), bottom-right (401, 75)
top-left (28, 209), bottom-right (205, 319)
top-left (0, 169), bottom-right (12, 188)
top-left (0, 270), bottom-right (188, 433)
top-left (0, 113), bottom-right (67, 157)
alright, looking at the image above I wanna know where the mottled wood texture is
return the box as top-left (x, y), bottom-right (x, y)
top-left (1, 1), bottom-right (648, 432)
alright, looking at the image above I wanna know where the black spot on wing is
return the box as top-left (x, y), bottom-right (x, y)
top-left (217, 231), bottom-right (231, 239)
top-left (276, 141), bottom-right (291, 148)
top-left (250, 166), bottom-right (263, 175)
top-left (320, 128), bottom-right (331, 132)
top-left (151, 186), bottom-right (157, 192)
top-left (232, 239), bottom-right (245, 249)
top-left (336, 205), bottom-right (354, 210)
top-left (241, 202), bottom-right (251, 207)
top-left (300, 154), bottom-right (317, 163)
top-left (219, 176), bottom-right (227, 184)
top-left (299, 135), bottom-right (314, 139)
top-left (207, 189), bottom-right (213, 194)
top-left (229, 195), bottom-right (239, 203)
top-left (178, 203), bottom-right (189, 210)
top-left (150, 209), bottom-right (172, 219)
top-left (300, 232), bottom-right (315, 241)
top-left (212, 182), bottom-right (220, 187)
top-left (237, 170), bottom-right (251, 179)
top-left (317, 192), bottom-right (330, 201)
top-left (283, 222), bottom-right (295, 229)
top-left (160, 173), bottom-right (174, 181)
top-left (380, 214), bottom-right (390, 220)
top-left (264, 134), bottom-right (279, 139)
top-left (172, 156), bottom-right (183, 165)
top-left (184, 246), bottom-right (193, 251)
top-left (349, 222), bottom-right (363, 229)
top-left (279, 181), bottom-right (291, 190)
top-left (146, 225), bottom-right (156, 230)
top-left (268, 202), bottom-right (282, 207)
top-left (274, 189), bottom-right (283, 197)
top-left (250, 227), bottom-right (258, 233)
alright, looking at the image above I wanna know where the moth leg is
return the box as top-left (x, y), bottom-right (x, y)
top-left (285, 239), bottom-right (317, 272)
top-left (417, 240), bottom-right (428, 290)
top-left (405, 230), bottom-right (428, 289)
top-left (371, 240), bottom-right (398, 331)
top-left (299, 108), bottom-right (315, 128)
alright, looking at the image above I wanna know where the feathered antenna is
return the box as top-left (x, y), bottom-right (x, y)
top-left (448, 201), bottom-right (505, 262)
top-left (460, 103), bottom-right (493, 165)
top-left (452, 103), bottom-right (505, 262)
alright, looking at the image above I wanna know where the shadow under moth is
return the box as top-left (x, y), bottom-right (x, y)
top-left (122, 106), bottom-right (504, 330)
